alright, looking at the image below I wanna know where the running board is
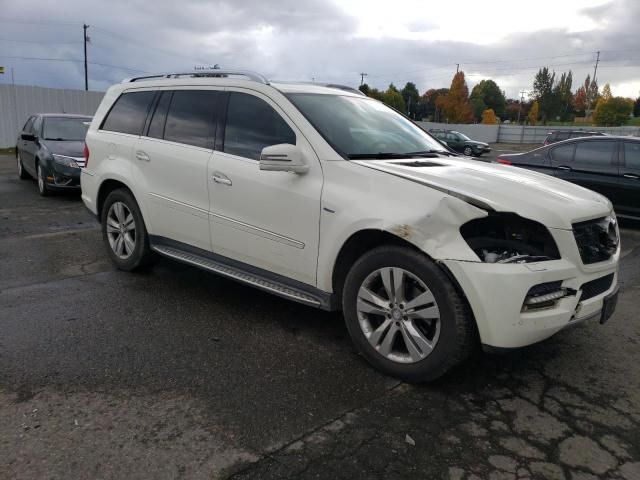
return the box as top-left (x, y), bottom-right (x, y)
top-left (151, 244), bottom-right (332, 309)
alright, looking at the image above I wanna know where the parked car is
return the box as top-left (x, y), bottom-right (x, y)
top-left (429, 129), bottom-right (491, 157)
top-left (81, 70), bottom-right (619, 381)
top-left (543, 130), bottom-right (605, 145)
top-left (496, 136), bottom-right (640, 220)
top-left (16, 114), bottom-right (92, 196)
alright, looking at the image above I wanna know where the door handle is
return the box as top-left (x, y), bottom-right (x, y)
top-left (557, 165), bottom-right (571, 171)
top-left (135, 150), bottom-right (150, 162)
top-left (212, 172), bottom-right (232, 186)
top-left (623, 173), bottom-right (639, 179)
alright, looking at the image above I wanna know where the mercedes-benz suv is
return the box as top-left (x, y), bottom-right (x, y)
top-left (81, 70), bottom-right (620, 381)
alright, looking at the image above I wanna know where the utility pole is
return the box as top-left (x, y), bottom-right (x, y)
top-left (83, 24), bottom-right (89, 91)
top-left (517, 90), bottom-right (526, 124)
top-left (359, 72), bottom-right (367, 86)
top-left (592, 50), bottom-right (600, 86)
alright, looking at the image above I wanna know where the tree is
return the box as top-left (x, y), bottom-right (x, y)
top-left (533, 67), bottom-right (558, 122)
top-left (382, 84), bottom-right (406, 112)
top-left (440, 71), bottom-right (474, 123)
top-left (481, 109), bottom-right (498, 125)
top-left (574, 86), bottom-right (587, 116)
top-left (470, 97), bottom-right (488, 121)
top-left (470, 79), bottom-right (506, 119)
top-left (634, 96), bottom-right (640, 117)
top-left (593, 93), bottom-right (634, 126)
top-left (553, 71), bottom-right (574, 121)
top-left (528, 101), bottom-right (539, 125)
top-left (401, 82), bottom-right (420, 118)
top-left (418, 88), bottom-right (449, 121)
top-left (358, 83), bottom-right (370, 96)
top-left (582, 74), bottom-right (599, 112)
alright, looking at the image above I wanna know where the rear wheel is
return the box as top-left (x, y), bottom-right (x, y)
top-left (342, 245), bottom-right (476, 382)
top-left (17, 153), bottom-right (30, 179)
top-left (101, 188), bottom-right (156, 271)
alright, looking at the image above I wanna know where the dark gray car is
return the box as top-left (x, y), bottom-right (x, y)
top-left (496, 136), bottom-right (640, 220)
top-left (16, 114), bottom-right (91, 196)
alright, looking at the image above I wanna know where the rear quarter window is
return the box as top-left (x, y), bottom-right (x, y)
top-left (101, 91), bottom-right (156, 135)
top-left (550, 143), bottom-right (575, 162)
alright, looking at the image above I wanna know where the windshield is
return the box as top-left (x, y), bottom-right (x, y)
top-left (286, 93), bottom-right (447, 158)
top-left (42, 117), bottom-right (91, 141)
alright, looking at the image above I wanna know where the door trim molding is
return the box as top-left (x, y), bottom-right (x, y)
top-left (209, 211), bottom-right (305, 249)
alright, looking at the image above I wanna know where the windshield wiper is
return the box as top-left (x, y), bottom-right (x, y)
top-left (347, 151), bottom-right (441, 160)
top-left (405, 149), bottom-right (460, 157)
top-left (44, 137), bottom-right (67, 141)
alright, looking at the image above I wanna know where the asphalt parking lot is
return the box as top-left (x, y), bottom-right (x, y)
top-left (1, 152), bottom-right (640, 480)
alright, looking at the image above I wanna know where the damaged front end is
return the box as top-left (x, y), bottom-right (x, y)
top-left (460, 212), bottom-right (560, 264)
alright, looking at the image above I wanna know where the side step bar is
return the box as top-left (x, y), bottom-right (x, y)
top-left (151, 244), bottom-right (333, 310)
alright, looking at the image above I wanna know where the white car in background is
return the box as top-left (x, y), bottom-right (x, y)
top-left (80, 69), bottom-right (620, 381)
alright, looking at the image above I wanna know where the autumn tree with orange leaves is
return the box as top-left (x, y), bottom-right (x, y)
top-left (440, 71), bottom-right (474, 123)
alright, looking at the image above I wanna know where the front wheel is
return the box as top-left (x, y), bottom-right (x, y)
top-left (36, 163), bottom-right (49, 196)
top-left (342, 246), bottom-right (476, 382)
top-left (463, 146), bottom-right (473, 156)
top-left (101, 188), bottom-right (156, 271)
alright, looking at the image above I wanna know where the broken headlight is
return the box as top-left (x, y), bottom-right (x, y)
top-left (460, 213), bottom-right (560, 264)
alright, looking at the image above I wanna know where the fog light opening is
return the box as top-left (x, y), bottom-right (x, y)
top-left (522, 281), bottom-right (572, 312)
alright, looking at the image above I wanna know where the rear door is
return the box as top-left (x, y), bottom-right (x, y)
top-left (550, 138), bottom-right (619, 203)
top-left (133, 88), bottom-right (223, 252)
top-left (617, 140), bottom-right (640, 218)
top-left (19, 116), bottom-right (37, 173)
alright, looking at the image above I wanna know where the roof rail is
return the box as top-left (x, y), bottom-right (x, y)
top-left (272, 81), bottom-right (365, 96)
top-left (123, 69), bottom-right (269, 85)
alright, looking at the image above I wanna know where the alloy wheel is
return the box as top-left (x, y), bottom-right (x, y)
top-left (356, 267), bottom-right (441, 364)
top-left (17, 156), bottom-right (23, 176)
top-left (37, 165), bottom-right (44, 193)
top-left (106, 201), bottom-right (136, 259)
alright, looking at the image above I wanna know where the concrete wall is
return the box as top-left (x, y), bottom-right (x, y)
top-left (0, 84), bottom-right (104, 148)
top-left (417, 121), bottom-right (498, 143)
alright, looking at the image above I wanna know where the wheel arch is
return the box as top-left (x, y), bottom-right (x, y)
top-left (331, 229), bottom-right (423, 306)
top-left (97, 178), bottom-right (135, 219)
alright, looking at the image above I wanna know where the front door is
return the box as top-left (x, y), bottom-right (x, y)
top-left (208, 90), bottom-right (322, 286)
top-left (550, 139), bottom-right (620, 204)
top-left (19, 116), bottom-right (37, 174)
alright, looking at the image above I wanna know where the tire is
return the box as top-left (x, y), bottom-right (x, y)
top-left (342, 245), bottom-right (476, 382)
top-left (36, 163), bottom-right (49, 196)
top-left (17, 152), bottom-right (30, 179)
top-left (101, 188), bottom-right (156, 271)
top-left (463, 146), bottom-right (473, 157)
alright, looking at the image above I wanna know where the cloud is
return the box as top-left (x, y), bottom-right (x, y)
top-left (1, 0), bottom-right (638, 99)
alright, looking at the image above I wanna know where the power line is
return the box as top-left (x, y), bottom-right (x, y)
top-left (0, 55), bottom-right (148, 73)
top-left (0, 38), bottom-right (82, 45)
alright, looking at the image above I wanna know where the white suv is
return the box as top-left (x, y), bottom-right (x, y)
top-left (81, 70), bottom-right (620, 381)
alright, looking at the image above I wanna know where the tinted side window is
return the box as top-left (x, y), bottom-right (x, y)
top-left (550, 143), bottom-right (575, 162)
top-left (624, 142), bottom-right (640, 169)
top-left (101, 91), bottom-right (155, 135)
top-left (574, 141), bottom-right (616, 167)
top-left (147, 91), bottom-right (172, 140)
top-left (224, 93), bottom-right (296, 160)
top-left (555, 132), bottom-right (570, 141)
top-left (163, 90), bottom-right (218, 149)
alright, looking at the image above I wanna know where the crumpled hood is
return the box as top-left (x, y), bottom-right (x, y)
top-left (41, 140), bottom-right (84, 158)
top-left (353, 157), bottom-right (612, 230)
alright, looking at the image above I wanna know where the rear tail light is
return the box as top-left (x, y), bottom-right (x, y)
top-left (496, 157), bottom-right (512, 165)
top-left (83, 143), bottom-right (90, 167)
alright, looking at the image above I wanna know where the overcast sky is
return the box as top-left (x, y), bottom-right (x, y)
top-left (1, 0), bottom-right (639, 99)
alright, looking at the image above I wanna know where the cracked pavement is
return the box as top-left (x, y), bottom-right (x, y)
top-left (1, 154), bottom-right (639, 480)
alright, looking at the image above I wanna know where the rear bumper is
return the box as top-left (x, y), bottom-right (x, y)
top-left (443, 251), bottom-right (619, 349)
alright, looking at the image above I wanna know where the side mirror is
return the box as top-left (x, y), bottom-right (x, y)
top-left (21, 133), bottom-right (36, 142)
top-left (259, 144), bottom-right (309, 174)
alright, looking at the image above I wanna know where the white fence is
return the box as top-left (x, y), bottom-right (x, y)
top-left (417, 121), bottom-right (640, 145)
top-left (0, 84), bottom-right (104, 148)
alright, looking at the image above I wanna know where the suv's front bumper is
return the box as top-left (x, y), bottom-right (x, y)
top-left (442, 227), bottom-right (619, 349)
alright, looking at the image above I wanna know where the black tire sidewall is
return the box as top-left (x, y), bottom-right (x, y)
top-left (101, 189), bottom-right (150, 271)
top-left (343, 247), bottom-right (464, 381)
top-left (463, 147), bottom-right (473, 156)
